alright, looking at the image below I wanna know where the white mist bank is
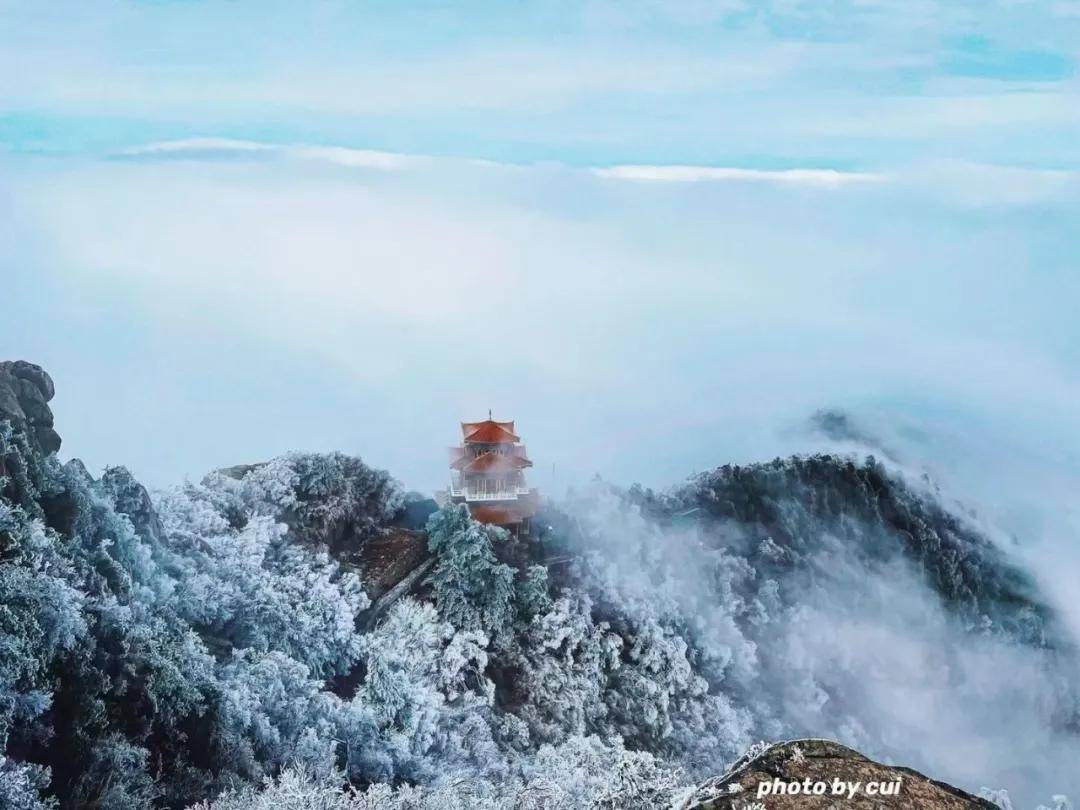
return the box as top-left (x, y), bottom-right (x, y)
top-left (564, 468), bottom-right (1080, 808)
top-left (2, 151), bottom-right (1079, 501)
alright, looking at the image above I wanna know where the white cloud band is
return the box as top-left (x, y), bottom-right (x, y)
top-left (116, 138), bottom-right (423, 171)
top-left (592, 164), bottom-right (884, 186)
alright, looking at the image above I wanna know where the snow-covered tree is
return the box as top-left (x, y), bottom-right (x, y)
top-left (346, 598), bottom-right (499, 783)
top-left (424, 505), bottom-right (515, 644)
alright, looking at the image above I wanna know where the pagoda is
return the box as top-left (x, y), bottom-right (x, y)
top-left (442, 413), bottom-right (538, 534)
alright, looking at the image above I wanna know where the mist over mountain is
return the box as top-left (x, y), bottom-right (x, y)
top-left (1, 362), bottom-right (1075, 809)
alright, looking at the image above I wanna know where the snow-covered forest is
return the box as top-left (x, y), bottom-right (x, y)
top-left (2, 362), bottom-right (1077, 809)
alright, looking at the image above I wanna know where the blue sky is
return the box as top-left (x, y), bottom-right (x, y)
top-left (2, 1), bottom-right (1078, 167)
top-left (1, 0), bottom-right (1079, 544)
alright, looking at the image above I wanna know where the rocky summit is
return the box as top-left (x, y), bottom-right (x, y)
top-left (684, 740), bottom-right (997, 809)
top-left (0, 360), bottom-right (60, 455)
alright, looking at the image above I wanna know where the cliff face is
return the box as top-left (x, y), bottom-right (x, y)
top-left (0, 360), bottom-right (60, 514)
top-left (0, 360), bottom-right (60, 457)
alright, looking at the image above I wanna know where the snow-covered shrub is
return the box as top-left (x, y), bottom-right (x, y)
top-left (425, 504), bottom-right (515, 643)
top-left (346, 598), bottom-right (499, 783)
top-left (192, 736), bottom-right (683, 810)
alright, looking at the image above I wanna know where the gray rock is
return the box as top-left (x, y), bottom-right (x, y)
top-left (4, 360), bottom-right (56, 402)
top-left (0, 360), bottom-right (60, 455)
top-left (34, 426), bottom-right (62, 455)
top-left (213, 463), bottom-right (266, 481)
top-left (101, 466), bottom-right (165, 545)
top-left (15, 378), bottom-right (53, 426)
top-left (684, 739), bottom-right (997, 810)
top-left (0, 378), bottom-right (25, 423)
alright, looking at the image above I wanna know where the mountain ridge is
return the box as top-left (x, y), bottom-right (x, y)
top-left (1, 360), bottom-right (1072, 808)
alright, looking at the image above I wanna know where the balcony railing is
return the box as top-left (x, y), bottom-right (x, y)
top-left (448, 480), bottom-right (532, 501)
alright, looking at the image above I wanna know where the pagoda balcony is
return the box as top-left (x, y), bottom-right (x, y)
top-left (448, 480), bottom-right (533, 501)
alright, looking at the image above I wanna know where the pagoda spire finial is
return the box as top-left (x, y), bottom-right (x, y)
top-left (488, 408), bottom-right (492, 420)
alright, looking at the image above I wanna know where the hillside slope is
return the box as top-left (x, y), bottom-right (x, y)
top-left (1, 361), bottom-right (1074, 809)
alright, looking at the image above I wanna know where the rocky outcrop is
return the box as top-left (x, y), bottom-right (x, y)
top-left (101, 465), bottom-right (166, 547)
top-left (684, 740), bottom-right (997, 809)
top-left (0, 360), bottom-right (61, 455)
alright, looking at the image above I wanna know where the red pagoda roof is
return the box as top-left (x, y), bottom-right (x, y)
top-left (449, 447), bottom-right (529, 473)
top-left (460, 453), bottom-right (531, 473)
top-left (461, 419), bottom-right (520, 444)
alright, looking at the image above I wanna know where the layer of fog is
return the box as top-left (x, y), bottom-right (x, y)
top-left (568, 482), bottom-right (1080, 808)
top-left (3, 152), bottom-right (1078, 498)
